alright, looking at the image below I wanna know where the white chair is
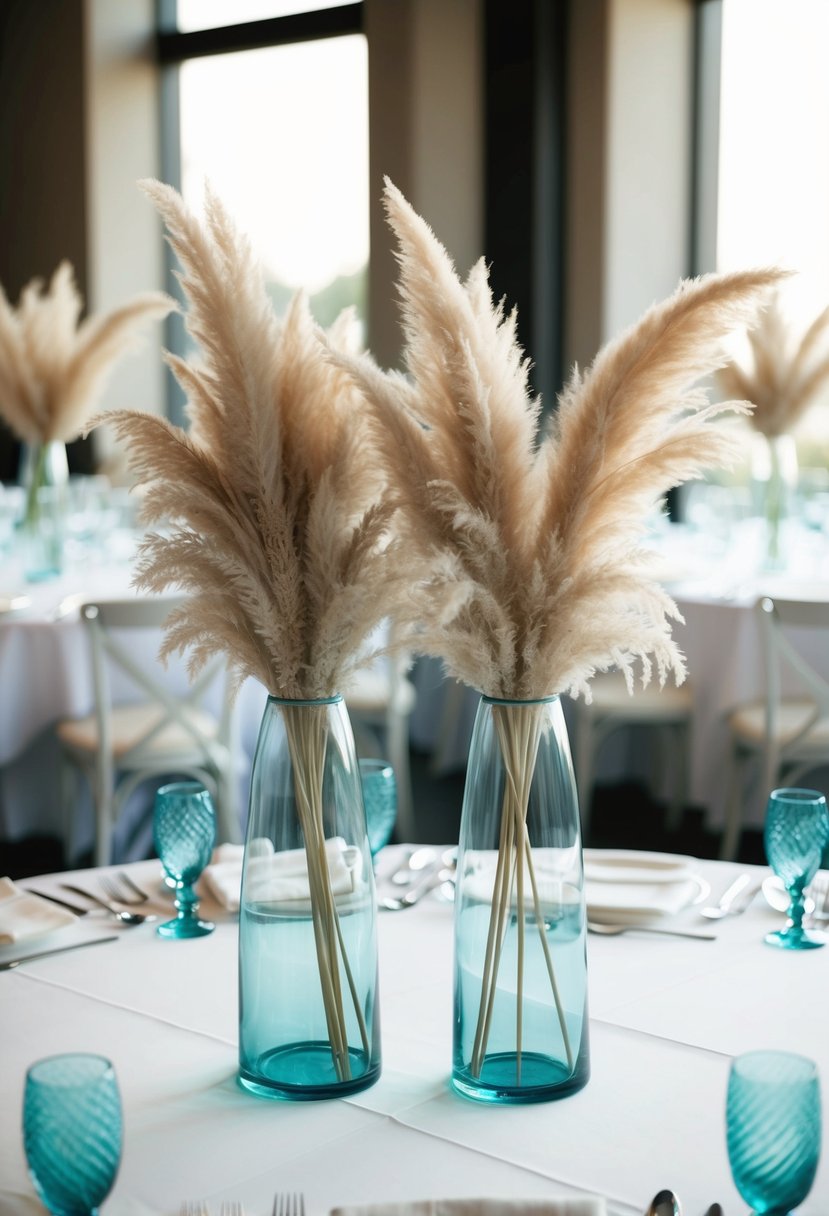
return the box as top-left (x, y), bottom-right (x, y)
top-left (57, 597), bottom-right (240, 866)
top-left (343, 651), bottom-right (417, 843)
top-left (572, 671), bottom-right (693, 841)
top-left (722, 595), bottom-right (829, 861)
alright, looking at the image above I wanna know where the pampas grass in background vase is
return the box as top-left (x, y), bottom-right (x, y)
top-left (0, 260), bottom-right (172, 580)
top-left (336, 179), bottom-right (785, 1102)
top-left (717, 290), bottom-right (829, 567)
top-left (101, 180), bottom-right (421, 1101)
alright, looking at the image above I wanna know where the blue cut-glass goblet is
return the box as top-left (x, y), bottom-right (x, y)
top-left (764, 787), bottom-right (829, 950)
top-left (727, 1050), bottom-right (821, 1214)
top-left (23, 1053), bottom-right (122, 1215)
top-left (359, 758), bottom-right (398, 857)
top-left (153, 780), bottom-right (216, 938)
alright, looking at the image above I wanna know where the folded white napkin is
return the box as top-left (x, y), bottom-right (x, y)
top-left (330, 1199), bottom-right (607, 1216)
top-left (203, 837), bottom-right (364, 911)
top-left (0, 877), bottom-right (77, 944)
top-left (584, 849), bottom-right (704, 924)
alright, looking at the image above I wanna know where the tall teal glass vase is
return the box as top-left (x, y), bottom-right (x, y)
top-left (238, 694), bottom-right (381, 1100)
top-left (452, 695), bottom-right (590, 1104)
top-left (18, 440), bottom-right (68, 581)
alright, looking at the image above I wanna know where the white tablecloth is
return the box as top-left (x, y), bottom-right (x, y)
top-left (1, 852), bottom-right (827, 1215)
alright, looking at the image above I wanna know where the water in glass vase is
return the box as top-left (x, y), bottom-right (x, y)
top-left (239, 894), bottom-right (380, 1100)
top-left (453, 883), bottom-right (588, 1101)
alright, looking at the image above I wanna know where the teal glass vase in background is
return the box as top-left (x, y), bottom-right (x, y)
top-left (238, 695), bottom-right (381, 1100)
top-left (727, 1050), bottom-right (821, 1213)
top-left (154, 781), bottom-right (216, 939)
top-left (359, 758), bottom-right (397, 856)
top-left (18, 440), bottom-right (68, 582)
top-left (764, 787), bottom-right (829, 950)
top-left (452, 695), bottom-right (590, 1104)
top-left (23, 1053), bottom-right (122, 1215)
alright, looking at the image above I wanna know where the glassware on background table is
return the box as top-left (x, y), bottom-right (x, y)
top-left (23, 1052), bottom-right (122, 1215)
top-left (153, 780), bottom-right (216, 938)
top-left (727, 1049), bottom-right (821, 1214)
top-left (359, 757), bottom-right (397, 856)
top-left (764, 787), bottom-right (829, 950)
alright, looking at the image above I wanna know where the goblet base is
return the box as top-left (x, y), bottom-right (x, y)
top-left (765, 926), bottom-right (826, 950)
top-left (157, 916), bottom-right (214, 939)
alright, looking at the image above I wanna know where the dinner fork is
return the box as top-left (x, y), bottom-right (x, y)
top-left (220, 1203), bottom-right (244, 1216)
top-left (99, 873), bottom-right (149, 906)
top-left (273, 1193), bottom-right (305, 1216)
top-left (180, 1203), bottom-right (210, 1216)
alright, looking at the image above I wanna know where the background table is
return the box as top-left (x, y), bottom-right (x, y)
top-left (1, 852), bottom-right (827, 1215)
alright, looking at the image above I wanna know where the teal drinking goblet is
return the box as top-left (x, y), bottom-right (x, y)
top-left (23, 1053), bottom-right (122, 1215)
top-left (153, 780), bottom-right (216, 938)
top-left (764, 787), bottom-right (829, 950)
top-left (727, 1050), bottom-right (821, 1214)
top-left (359, 758), bottom-right (398, 857)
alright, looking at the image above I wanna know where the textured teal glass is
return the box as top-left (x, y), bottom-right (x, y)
top-left (452, 695), bottom-right (590, 1104)
top-left (359, 758), bottom-right (397, 856)
top-left (238, 695), bottom-right (381, 1100)
top-left (23, 1053), bottom-right (122, 1215)
top-left (153, 781), bottom-right (216, 938)
top-left (764, 787), bottom-right (829, 950)
top-left (727, 1050), bottom-right (821, 1213)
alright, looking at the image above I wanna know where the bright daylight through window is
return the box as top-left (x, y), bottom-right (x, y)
top-left (176, 4), bottom-right (368, 337)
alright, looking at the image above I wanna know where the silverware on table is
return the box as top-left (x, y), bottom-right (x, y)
top-left (644, 1189), bottom-right (682, 1216)
top-left (273, 1194), bottom-right (305, 1216)
top-left (60, 883), bottom-right (155, 926)
top-left (0, 935), bottom-right (119, 970)
top-left (220, 1203), bottom-right (244, 1216)
top-left (99, 873), bottom-right (149, 906)
top-left (380, 862), bottom-right (453, 911)
top-left (700, 874), bottom-right (760, 919)
top-left (588, 921), bottom-right (717, 941)
top-left (180, 1203), bottom-right (210, 1216)
top-left (27, 889), bottom-right (91, 915)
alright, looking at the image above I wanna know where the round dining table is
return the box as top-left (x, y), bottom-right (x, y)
top-left (0, 848), bottom-right (827, 1215)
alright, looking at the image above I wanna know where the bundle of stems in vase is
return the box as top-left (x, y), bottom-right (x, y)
top-left (335, 180), bottom-right (785, 1078)
top-left (101, 181), bottom-right (428, 1082)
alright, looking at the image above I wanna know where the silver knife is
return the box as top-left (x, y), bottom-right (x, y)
top-left (0, 935), bottom-right (119, 971)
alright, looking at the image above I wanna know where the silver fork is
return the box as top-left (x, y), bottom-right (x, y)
top-left (220, 1203), bottom-right (244, 1216)
top-left (99, 872), bottom-right (149, 905)
top-left (273, 1194), bottom-right (305, 1216)
top-left (181, 1203), bottom-right (210, 1216)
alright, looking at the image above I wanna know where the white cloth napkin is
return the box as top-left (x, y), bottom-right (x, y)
top-left (203, 837), bottom-right (364, 911)
top-left (584, 849), bottom-right (704, 924)
top-left (330, 1199), bottom-right (607, 1216)
top-left (0, 877), bottom-right (77, 944)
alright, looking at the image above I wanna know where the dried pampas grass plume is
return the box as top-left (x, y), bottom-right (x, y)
top-left (101, 179), bottom-right (416, 702)
top-left (716, 290), bottom-right (829, 438)
top-left (0, 261), bottom-right (173, 444)
top-left (336, 179), bottom-right (787, 701)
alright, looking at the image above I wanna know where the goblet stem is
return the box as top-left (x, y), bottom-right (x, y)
top-left (173, 880), bottom-right (199, 921)
top-left (157, 878), bottom-right (214, 939)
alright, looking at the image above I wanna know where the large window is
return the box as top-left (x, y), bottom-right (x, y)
top-left (698, 0), bottom-right (829, 469)
top-left (158, 3), bottom-right (368, 417)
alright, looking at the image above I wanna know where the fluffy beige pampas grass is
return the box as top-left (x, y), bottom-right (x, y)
top-left (0, 261), bottom-right (173, 445)
top-left (337, 180), bottom-right (786, 703)
top-left (104, 179), bottom-right (418, 703)
top-left (717, 290), bottom-right (829, 438)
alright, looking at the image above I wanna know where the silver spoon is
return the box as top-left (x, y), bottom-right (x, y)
top-left (645, 1189), bottom-right (682, 1216)
top-left (60, 883), bottom-right (155, 926)
top-left (700, 874), bottom-right (759, 919)
top-left (588, 921), bottom-right (716, 941)
top-left (380, 864), bottom-right (454, 911)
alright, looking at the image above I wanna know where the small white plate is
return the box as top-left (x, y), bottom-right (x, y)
top-left (583, 848), bottom-right (696, 885)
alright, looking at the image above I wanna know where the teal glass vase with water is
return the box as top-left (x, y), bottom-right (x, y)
top-left (238, 695), bottom-right (381, 1100)
top-left (452, 695), bottom-right (590, 1103)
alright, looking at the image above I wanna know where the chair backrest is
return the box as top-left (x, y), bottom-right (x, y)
top-left (80, 596), bottom-right (232, 770)
top-left (757, 595), bottom-right (829, 787)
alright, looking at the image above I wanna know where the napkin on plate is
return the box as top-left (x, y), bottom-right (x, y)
top-left (330, 1199), bottom-right (607, 1216)
top-left (203, 836), bottom-right (364, 911)
top-left (583, 849), bottom-right (705, 924)
top-left (0, 877), bottom-right (77, 944)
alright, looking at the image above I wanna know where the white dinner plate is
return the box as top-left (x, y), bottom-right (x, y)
top-left (583, 848), bottom-right (697, 885)
top-left (585, 871), bottom-right (710, 924)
